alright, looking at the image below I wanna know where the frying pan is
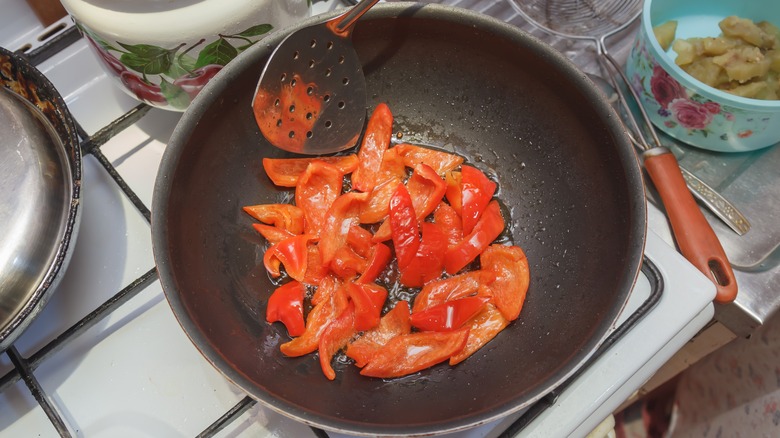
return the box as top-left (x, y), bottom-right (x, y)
top-left (0, 47), bottom-right (82, 352)
top-left (152, 3), bottom-right (646, 435)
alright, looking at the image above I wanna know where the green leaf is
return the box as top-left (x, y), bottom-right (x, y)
top-left (234, 24), bottom-right (273, 38)
top-left (118, 43), bottom-right (175, 75)
top-left (159, 78), bottom-right (191, 110)
top-left (168, 53), bottom-right (197, 79)
top-left (194, 38), bottom-right (238, 68)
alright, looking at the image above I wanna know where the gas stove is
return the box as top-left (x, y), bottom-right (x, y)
top-left (1, 1), bottom-right (717, 437)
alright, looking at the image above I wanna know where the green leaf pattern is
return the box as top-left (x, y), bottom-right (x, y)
top-left (79, 22), bottom-right (275, 109)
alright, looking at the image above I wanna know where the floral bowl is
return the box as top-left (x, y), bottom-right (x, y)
top-left (60, 0), bottom-right (311, 111)
top-left (626, 0), bottom-right (780, 153)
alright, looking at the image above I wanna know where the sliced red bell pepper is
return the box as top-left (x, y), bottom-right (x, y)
top-left (480, 244), bottom-right (530, 321)
top-left (295, 161), bottom-right (344, 236)
top-left (359, 176), bottom-right (401, 225)
top-left (449, 303), bottom-right (509, 365)
top-left (444, 200), bottom-right (505, 275)
top-left (346, 301), bottom-right (411, 368)
top-left (330, 245), bottom-right (367, 280)
top-left (347, 225), bottom-right (374, 258)
top-left (318, 303), bottom-right (356, 380)
top-left (347, 282), bottom-right (388, 332)
top-left (394, 143), bottom-right (464, 175)
top-left (444, 170), bottom-right (463, 216)
top-left (280, 283), bottom-right (349, 357)
top-left (356, 243), bottom-right (391, 284)
top-left (318, 191), bottom-right (369, 266)
top-left (413, 270), bottom-right (495, 313)
top-left (311, 274), bottom-right (340, 306)
top-left (251, 223), bottom-right (295, 245)
top-left (399, 222), bottom-right (447, 288)
top-left (264, 234), bottom-right (316, 282)
top-left (387, 183), bottom-right (419, 270)
top-left (352, 103), bottom-right (393, 192)
top-left (266, 280), bottom-right (306, 337)
top-left (243, 204), bottom-right (305, 235)
top-left (373, 163), bottom-right (446, 242)
top-left (460, 165), bottom-right (497, 235)
top-left (263, 155), bottom-right (358, 187)
top-left (302, 243), bottom-right (329, 285)
top-left (359, 328), bottom-right (470, 378)
top-left (410, 296), bottom-right (490, 332)
top-left (433, 202), bottom-right (463, 249)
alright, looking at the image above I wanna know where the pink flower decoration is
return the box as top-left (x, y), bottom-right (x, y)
top-left (650, 65), bottom-right (687, 109)
top-left (669, 98), bottom-right (714, 130)
top-left (702, 101), bottom-right (721, 114)
top-left (738, 130), bottom-right (753, 138)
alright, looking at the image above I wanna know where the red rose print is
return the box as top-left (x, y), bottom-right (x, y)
top-left (650, 65), bottom-right (687, 109)
top-left (702, 101), bottom-right (721, 115)
top-left (669, 98), bottom-right (714, 130)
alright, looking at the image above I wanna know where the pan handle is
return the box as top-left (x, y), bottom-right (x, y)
top-left (643, 147), bottom-right (738, 303)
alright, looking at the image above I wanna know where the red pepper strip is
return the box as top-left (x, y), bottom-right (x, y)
top-left (347, 282), bottom-right (388, 331)
top-left (359, 176), bottom-right (401, 225)
top-left (347, 225), bottom-right (374, 258)
top-left (387, 183), bottom-right (419, 270)
top-left (243, 204), bottom-right (305, 235)
top-left (376, 145), bottom-right (406, 182)
top-left (311, 274), bottom-right (341, 306)
top-left (302, 244), bottom-right (329, 285)
top-left (295, 161), bottom-right (344, 236)
top-left (399, 222), bottom-right (447, 288)
top-left (444, 170), bottom-right (463, 216)
top-left (410, 296), bottom-right (490, 332)
top-left (444, 200), bottom-right (505, 275)
top-left (318, 303), bottom-right (356, 380)
top-left (460, 165), bottom-right (497, 235)
top-left (251, 223), bottom-right (295, 245)
top-left (356, 243), bottom-right (391, 284)
top-left (262, 155), bottom-right (358, 187)
top-left (352, 103), bottom-right (393, 193)
top-left (263, 247), bottom-right (282, 278)
top-left (433, 202), bottom-right (463, 249)
top-left (280, 284), bottom-right (349, 357)
top-left (449, 303), bottom-right (509, 365)
top-left (319, 191), bottom-right (370, 266)
top-left (373, 163), bottom-right (447, 242)
top-left (266, 280), bottom-right (306, 337)
top-left (359, 328), bottom-right (470, 378)
top-left (412, 270), bottom-right (496, 313)
top-left (394, 143), bottom-right (464, 175)
top-left (480, 244), bottom-right (530, 321)
top-left (330, 246), bottom-right (367, 280)
top-left (265, 234), bottom-right (317, 282)
top-left (346, 301), bottom-right (411, 368)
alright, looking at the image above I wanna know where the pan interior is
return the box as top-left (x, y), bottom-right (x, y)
top-left (154, 5), bottom-right (645, 435)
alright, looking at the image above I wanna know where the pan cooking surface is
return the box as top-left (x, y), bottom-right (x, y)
top-left (153, 4), bottom-right (645, 435)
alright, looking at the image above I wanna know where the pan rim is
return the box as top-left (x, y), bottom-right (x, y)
top-left (152, 2), bottom-right (647, 435)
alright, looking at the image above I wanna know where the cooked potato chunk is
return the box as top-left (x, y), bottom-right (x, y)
top-left (654, 20), bottom-right (678, 51)
top-left (670, 16), bottom-right (780, 100)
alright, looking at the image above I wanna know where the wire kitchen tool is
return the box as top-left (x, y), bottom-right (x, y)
top-left (510, 0), bottom-right (739, 303)
top-left (253, 0), bottom-right (379, 155)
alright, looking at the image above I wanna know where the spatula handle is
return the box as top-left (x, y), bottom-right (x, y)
top-left (643, 147), bottom-right (738, 303)
top-left (333, 0), bottom-right (381, 35)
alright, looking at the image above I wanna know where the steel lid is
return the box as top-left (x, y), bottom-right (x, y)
top-left (0, 86), bottom-right (73, 348)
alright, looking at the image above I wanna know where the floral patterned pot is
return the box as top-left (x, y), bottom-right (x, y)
top-left (626, 0), bottom-right (780, 153)
top-left (61, 0), bottom-right (311, 111)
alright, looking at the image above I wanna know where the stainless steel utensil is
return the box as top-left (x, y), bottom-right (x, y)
top-left (252, 0), bottom-right (379, 155)
top-left (510, 0), bottom-right (739, 303)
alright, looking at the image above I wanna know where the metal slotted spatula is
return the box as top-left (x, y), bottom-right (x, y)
top-left (510, 0), bottom-right (740, 303)
top-left (253, 0), bottom-right (379, 155)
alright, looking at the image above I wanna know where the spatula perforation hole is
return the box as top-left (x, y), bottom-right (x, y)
top-left (280, 73), bottom-right (287, 82)
top-left (323, 94), bottom-right (331, 102)
top-left (289, 105), bottom-right (295, 113)
top-left (338, 55), bottom-right (345, 64)
top-left (327, 41), bottom-right (334, 50)
top-left (306, 131), bottom-right (313, 138)
top-left (342, 77), bottom-right (349, 85)
top-left (325, 120), bottom-right (332, 128)
top-left (306, 112), bottom-right (313, 120)
top-left (291, 78), bottom-right (297, 87)
top-left (293, 51), bottom-right (299, 60)
top-left (310, 39), bottom-right (317, 48)
top-left (338, 101), bottom-right (345, 109)
top-left (274, 98), bottom-right (280, 107)
top-left (325, 68), bottom-right (332, 77)
top-left (288, 131), bottom-right (296, 139)
top-left (307, 86), bottom-right (314, 95)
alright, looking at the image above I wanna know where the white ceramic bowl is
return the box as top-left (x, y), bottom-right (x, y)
top-left (626, 0), bottom-right (780, 152)
top-left (61, 0), bottom-right (311, 111)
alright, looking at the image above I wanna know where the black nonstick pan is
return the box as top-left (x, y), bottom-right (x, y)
top-left (152, 3), bottom-right (646, 435)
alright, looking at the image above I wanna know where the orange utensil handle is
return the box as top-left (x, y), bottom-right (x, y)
top-left (643, 147), bottom-right (738, 303)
